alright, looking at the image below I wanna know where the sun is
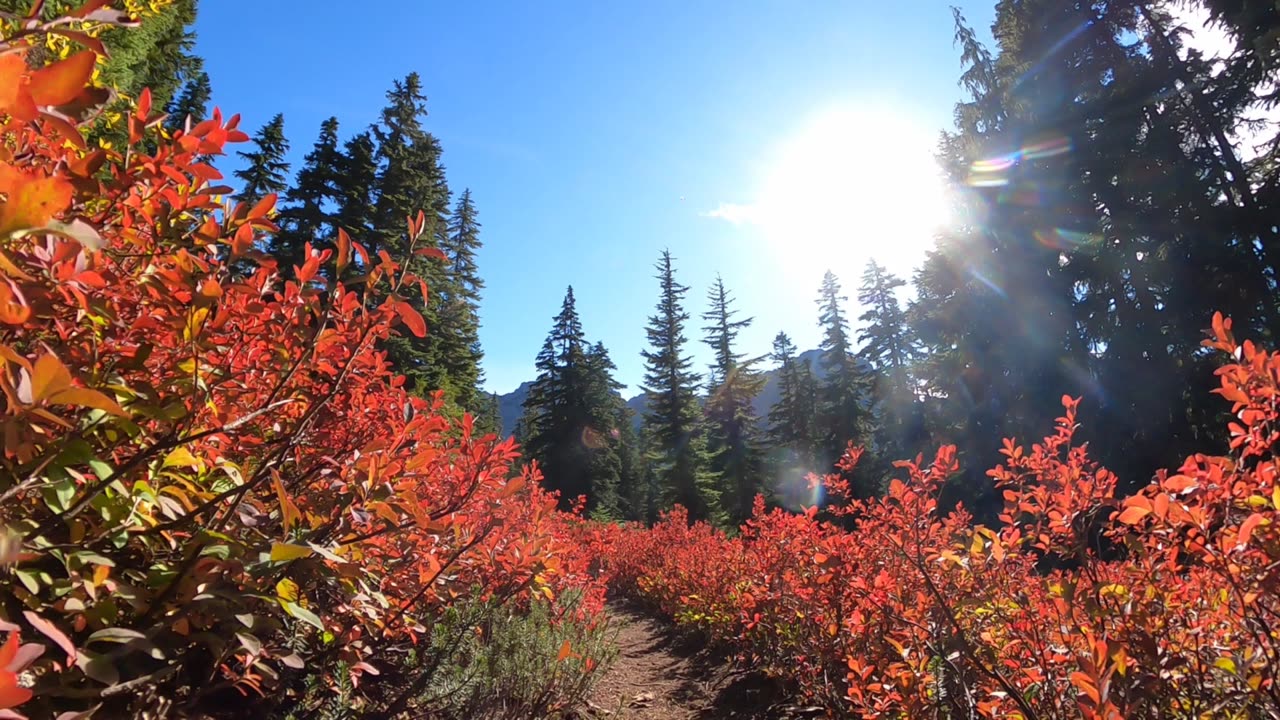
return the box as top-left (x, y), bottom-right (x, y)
top-left (753, 105), bottom-right (951, 286)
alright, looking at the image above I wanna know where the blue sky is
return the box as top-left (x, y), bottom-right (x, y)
top-left (195, 1), bottom-right (995, 396)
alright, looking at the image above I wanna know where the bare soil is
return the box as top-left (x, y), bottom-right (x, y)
top-left (576, 602), bottom-right (813, 720)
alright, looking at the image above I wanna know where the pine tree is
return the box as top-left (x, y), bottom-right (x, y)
top-left (641, 251), bottom-right (720, 523)
top-left (768, 332), bottom-right (819, 475)
top-left (519, 289), bottom-right (625, 516)
top-left (701, 276), bottom-right (765, 525)
top-left (815, 271), bottom-right (872, 491)
top-left (233, 114), bottom-right (290, 207)
top-left (856, 260), bottom-right (921, 465)
top-left (273, 117), bottom-right (343, 273)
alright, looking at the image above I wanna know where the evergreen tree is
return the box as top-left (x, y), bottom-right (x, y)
top-left (519, 289), bottom-right (624, 516)
top-left (581, 342), bottom-right (626, 518)
top-left (272, 117), bottom-right (343, 273)
top-left (369, 74), bottom-right (453, 396)
top-left (613, 404), bottom-right (644, 521)
top-left (478, 392), bottom-right (503, 436)
top-left (233, 113), bottom-right (290, 207)
top-left (701, 276), bottom-right (765, 525)
top-left (856, 260), bottom-right (921, 465)
top-left (1, 0), bottom-right (202, 143)
top-left (641, 251), bottom-right (720, 523)
top-left (333, 131), bottom-right (379, 251)
top-left (437, 189), bottom-right (486, 412)
top-left (163, 68), bottom-right (211, 133)
top-left (907, 3), bottom-right (1280, 519)
top-left (768, 332), bottom-right (819, 475)
top-left (815, 271), bottom-right (872, 491)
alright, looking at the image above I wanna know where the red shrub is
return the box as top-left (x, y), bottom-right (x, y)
top-left (598, 312), bottom-right (1280, 719)
top-left (0, 7), bottom-right (605, 717)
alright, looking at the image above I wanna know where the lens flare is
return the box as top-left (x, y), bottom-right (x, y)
top-left (966, 135), bottom-right (1072, 187)
top-left (1033, 227), bottom-right (1095, 250)
top-left (770, 449), bottom-right (823, 512)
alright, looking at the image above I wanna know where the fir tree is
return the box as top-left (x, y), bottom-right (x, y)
top-left (437, 189), bottom-right (486, 412)
top-left (233, 113), bottom-right (290, 207)
top-left (856, 260), bottom-right (921, 464)
top-left (273, 117), bottom-right (343, 273)
top-left (370, 74), bottom-right (453, 396)
top-left (768, 332), bottom-right (819, 475)
top-left (520, 289), bottom-right (624, 516)
top-left (333, 131), bottom-right (379, 251)
top-left (163, 68), bottom-right (211, 133)
top-left (815, 271), bottom-right (872, 490)
top-left (701, 276), bottom-right (765, 525)
top-left (641, 251), bottom-right (720, 523)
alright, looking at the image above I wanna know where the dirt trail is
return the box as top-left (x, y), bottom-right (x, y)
top-left (579, 602), bottom-right (808, 720)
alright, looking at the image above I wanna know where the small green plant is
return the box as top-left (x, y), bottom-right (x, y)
top-left (412, 591), bottom-right (617, 719)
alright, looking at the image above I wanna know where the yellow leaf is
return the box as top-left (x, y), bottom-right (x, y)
top-left (270, 543), bottom-right (313, 563)
top-left (163, 447), bottom-right (200, 469)
top-left (1215, 657), bottom-right (1237, 674)
top-left (1272, 484), bottom-right (1280, 511)
top-left (272, 474), bottom-right (301, 534)
top-left (276, 577), bottom-right (300, 603)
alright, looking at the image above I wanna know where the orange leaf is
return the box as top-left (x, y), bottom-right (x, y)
top-left (0, 171), bottom-right (74, 235)
top-left (248, 193), bottom-right (276, 220)
top-left (0, 280), bottom-right (29, 325)
top-left (47, 386), bottom-right (125, 416)
top-left (29, 353), bottom-right (73, 403)
top-left (0, 53), bottom-right (37, 123)
top-left (1116, 505), bottom-right (1149, 525)
top-left (556, 640), bottom-right (572, 662)
top-left (28, 51), bottom-right (97, 107)
top-left (1238, 513), bottom-right (1264, 547)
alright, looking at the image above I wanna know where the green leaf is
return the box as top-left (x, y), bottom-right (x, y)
top-left (77, 651), bottom-right (119, 685)
top-left (284, 601), bottom-right (324, 631)
top-left (235, 632), bottom-right (261, 655)
top-left (86, 627), bottom-right (145, 644)
top-left (41, 478), bottom-right (76, 513)
top-left (15, 568), bottom-right (40, 593)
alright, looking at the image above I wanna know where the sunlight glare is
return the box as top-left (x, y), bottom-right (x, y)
top-left (755, 105), bottom-right (950, 284)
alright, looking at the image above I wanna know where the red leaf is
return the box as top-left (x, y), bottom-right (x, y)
top-left (556, 640), bottom-right (572, 662)
top-left (336, 228), bottom-right (351, 273)
top-left (394, 302), bottom-right (426, 338)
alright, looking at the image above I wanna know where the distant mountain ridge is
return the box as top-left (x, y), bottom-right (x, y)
top-left (494, 348), bottom-right (826, 435)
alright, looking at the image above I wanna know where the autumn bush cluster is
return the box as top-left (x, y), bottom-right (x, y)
top-left (590, 312), bottom-right (1280, 718)
top-left (0, 4), bottom-right (608, 718)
